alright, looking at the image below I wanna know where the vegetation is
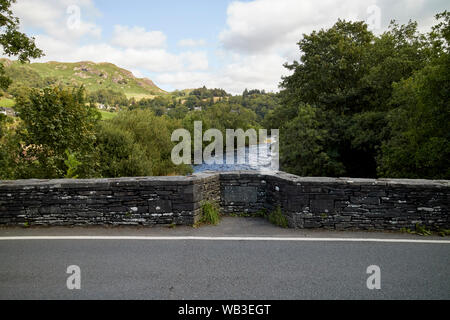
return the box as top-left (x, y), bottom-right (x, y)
top-left (265, 11), bottom-right (450, 179)
top-left (13, 87), bottom-right (100, 179)
top-left (0, 0), bottom-right (43, 90)
top-left (99, 110), bottom-right (118, 120)
top-left (267, 207), bottom-right (289, 228)
top-left (198, 201), bottom-right (220, 226)
top-left (0, 60), bottom-right (164, 100)
top-left (0, 97), bottom-right (14, 107)
top-left (96, 109), bottom-right (192, 177)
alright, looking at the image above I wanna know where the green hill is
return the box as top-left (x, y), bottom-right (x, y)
top-left (1, 59), bottom-right (166, 100)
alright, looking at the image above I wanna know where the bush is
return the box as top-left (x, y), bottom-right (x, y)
top-left (97, 109), bottom-right (193, 177)
top-left (199, 201), bottom-right (220, 225)
top-left (95, 122), bottom-right (152, 177)
top-left (268, 207), bottom-right (289, 228)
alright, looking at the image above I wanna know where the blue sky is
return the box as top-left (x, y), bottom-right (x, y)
top-left (88, 0), bottom-right (233, 79)
top-left (10, 0), bottom-right (449, 94)
top-left (95, 0), bottom-right (231, 42)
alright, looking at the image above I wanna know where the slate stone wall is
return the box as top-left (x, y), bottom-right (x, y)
top-left (1, 171), bottom-right (449, 231)
top-left (0, 175), bottom-right (219, 227)
top-left (219, 172), bottom-right (269, 215)
top-left (221, 172), bottom-right (449, 231)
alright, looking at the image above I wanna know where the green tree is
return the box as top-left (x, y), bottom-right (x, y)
top-left (96, 122), bottom-right (152, 178)
top-left (274, 18), bottom-right (433, 178)
top-left (97, 109), bottom-right (192, 177)
top-left (378, 12), bottom-right (450, 179)
top-left (279, 104), bottom-right (345, 176)
top-left (0, 0), bottom-right (44, 90)
top-left (281, 20), bottom-right (373, 115)
top-left (0, 113), bottom-right (19, 179)
top-left (14, 87), bottom-right (100, 179)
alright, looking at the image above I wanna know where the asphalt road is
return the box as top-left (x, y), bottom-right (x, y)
top-left (0, 218), bottom-right (449, 300)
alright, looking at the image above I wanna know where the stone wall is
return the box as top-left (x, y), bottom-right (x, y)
top-left (1, 171), bottom-right (449, 231)
top-left (0, 174), bottom-right (220, 227)
top-left (220, 172), bottom-right (449, 231)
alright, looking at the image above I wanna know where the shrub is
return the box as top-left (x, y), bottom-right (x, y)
top-left (268, 206), bottom-right (289, 228)
top-left (98, 109), bottom-right (192, 177)
top-left (199, 201), bottom-right (220, 225)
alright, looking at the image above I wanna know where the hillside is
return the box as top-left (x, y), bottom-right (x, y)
top-left (1, 59), bottom-right (166, 100)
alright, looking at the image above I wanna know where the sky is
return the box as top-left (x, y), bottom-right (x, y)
top-left (10, 0), bottom-right (449, 94)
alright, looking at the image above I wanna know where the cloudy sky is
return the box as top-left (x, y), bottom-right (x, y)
top-left (10, 0), bottom-right (449, 94)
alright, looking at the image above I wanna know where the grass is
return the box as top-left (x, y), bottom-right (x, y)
top-left (125, 93), bottom-right (158, 101)
top-left (0, 98), bottom-right (15, 108)
top-left (399, 224), bottom-right (449, 237)
top-left (196, 201), bottom-right (220, 226)
top-left (438, 229), bottom-right (450, 237)
top-left (267, 206), bottom-right (289, 228)
top-left (3, 59), bottom-right (166, 97)
top-left (99, 110), bottom-right (118, 120)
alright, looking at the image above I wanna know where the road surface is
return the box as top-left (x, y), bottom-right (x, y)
top-left (0, 217), bottom-right (449, 300)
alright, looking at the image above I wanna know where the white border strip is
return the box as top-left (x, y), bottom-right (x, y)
top-left (0, 236), bottom-right (449, 244)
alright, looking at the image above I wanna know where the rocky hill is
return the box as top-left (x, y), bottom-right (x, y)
top-left (1, 59), bottom-right (166, 100)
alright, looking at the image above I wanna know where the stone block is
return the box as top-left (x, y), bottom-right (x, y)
top-left (223, 186), bottom-right (257, 203)
top-left (149, 200), bottom-right (172, 213)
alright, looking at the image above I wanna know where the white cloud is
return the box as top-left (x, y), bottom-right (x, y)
top-left (112, 25), bottom-right (167, 49)
top-left (220, 0), bottom-right (372, 56)
top-left (11, 0), bottom-right (210, 86)
top-left (33, 35), bottom-right (209, 74)
top-left (12, 0), bottom-right (101, 41)
top-left (155, 53), bottom-right (289, 94)
top-left (9, 0), bottom-right (450, 94)
top-left (212, 0), bottom-right (449, 94)
top-left (178, 39), bottom-right (206, 47)
top-left (180, 51), bottom-right (209, 71)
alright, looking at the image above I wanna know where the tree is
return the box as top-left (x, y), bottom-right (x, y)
top-left (274, 18), bottom-right (435, 178)
top-left (96, 122), bottom-right (152, 178)
top-left (14, 87), bottom-right (100, 179)
top-left (0, 0), bottom-right (44, 90)
top-left (278, 104), bottom-right (345, 177)
top-left (97, 109), bottom-right (192, 177)
top-left (0, 113), bottom-right (19, 179)
top-left (281, 20), bottom-right (374, 115)
top-left (378, 12), bottom-right (450, 179)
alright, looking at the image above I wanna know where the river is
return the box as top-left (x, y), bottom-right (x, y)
top-left (193, 142), bottom-right (276, 173)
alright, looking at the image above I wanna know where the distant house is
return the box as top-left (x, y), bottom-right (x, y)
top-left (0, 107), bottom-right (16, 117)
top-left (97, 104), bottom-right (113, 111)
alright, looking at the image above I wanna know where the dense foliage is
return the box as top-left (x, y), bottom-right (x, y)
top-left (265, 12), bottom-right (449, 179)
top-left (96, 110), bottom-right (192, 177)
top-left (12, 87), bottom-right (100, 179)
top-left (0, 0), bottom-right (43, 90)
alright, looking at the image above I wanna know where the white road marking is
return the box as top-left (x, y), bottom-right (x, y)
top-left (0, 236), bottom-right (449, 244)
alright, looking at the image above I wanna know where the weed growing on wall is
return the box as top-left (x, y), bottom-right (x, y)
top-left (268, 206), bottom-right (288, 228)
top-left (200, 201), bottom-right (220, 226)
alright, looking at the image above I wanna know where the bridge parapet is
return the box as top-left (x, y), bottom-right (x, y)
top-left (1, 171), bottom-right (448, 230)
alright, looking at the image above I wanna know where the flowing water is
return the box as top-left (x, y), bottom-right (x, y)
top-left (193, 142), bottom-right (275, 173)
